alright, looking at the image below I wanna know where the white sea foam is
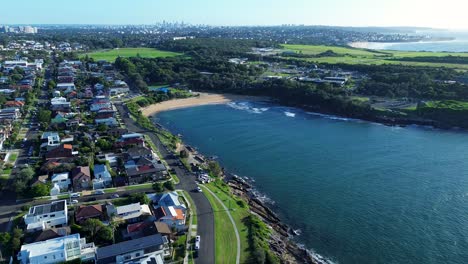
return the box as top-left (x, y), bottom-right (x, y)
top-left (294, 244), bottom-right (338, 264)
top-left (227, 102), bottom-right (269, 114)
top-left (284, 111), bottom-right (296, 117)
top-left (306, 111), bottom-right (359, 122)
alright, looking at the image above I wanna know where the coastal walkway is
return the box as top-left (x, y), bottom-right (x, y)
top-left (201, 185), bottom-right (241, 264)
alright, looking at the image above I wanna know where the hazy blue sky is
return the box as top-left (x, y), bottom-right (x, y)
top-left (1, 0), bottom-right (467, 29)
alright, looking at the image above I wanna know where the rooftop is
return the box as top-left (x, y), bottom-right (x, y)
top-left (29, 200), bottom-right (66, 216)
top-left (96, 234), bottom-right (166, 260)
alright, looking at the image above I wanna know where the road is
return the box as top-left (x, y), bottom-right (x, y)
top-left (115, 103), bottom-right (215, 264)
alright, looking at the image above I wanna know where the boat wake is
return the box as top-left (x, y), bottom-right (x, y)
top-left (284, 111), bottom-right (296, 117)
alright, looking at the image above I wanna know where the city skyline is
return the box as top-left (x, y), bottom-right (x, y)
top-left (1, 0), bottom-right (468, 30)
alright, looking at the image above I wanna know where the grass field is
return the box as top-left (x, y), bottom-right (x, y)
top-left (203, 181), bottom-right (250, 264)
top-left (81, 48), bottom-right (181, 62)
top-left (281, 44), bottom-right (468, 70)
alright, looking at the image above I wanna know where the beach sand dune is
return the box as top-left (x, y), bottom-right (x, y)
top-left (141, 92), bottom-right (268, 116)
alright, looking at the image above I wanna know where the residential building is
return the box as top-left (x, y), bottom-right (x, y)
top-left (96, 234), bottom-right (169, 264)
top-left (51, 172), bottom-right (70, 191)
top-left (93, 164), bottom-right (113, 189)
top-left (154, 206), bottom-right (186, 231)
top-left (23, 200), bottom-right (68, 232)
top-left (17, 233), bottom-right (96, 264)
top-left (95, 117), bottom-right (119, 127)
top-left (71, 166), bottom-right (91, 190)
top-left (45, 144), bottom-right (74, 160)
top-left (106, 202), bottom-right (152, 223)
top-left (41, 132), bottom-right (61, 150)
top-left (75, 204), bottom-right (104, 224)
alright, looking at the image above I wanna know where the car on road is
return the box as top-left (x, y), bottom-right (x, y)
top-left (94, 189), bottom-right (105, 195)
top-left (71, 193), bottom-right (80, 198)
top-left (111, 194), bottom-right (120, 198)
top-left (195, 240), bottom-right (200, 250)
top-left (195, 235), bottom-right (200, 242)
top-left (71, 200), bottom-right (79, 204)
top-left (196, 187), bottom-right (202, 193)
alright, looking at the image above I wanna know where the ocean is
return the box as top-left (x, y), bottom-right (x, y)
top-left (156, 102), bottom-right (468, 264)
top-left (364, 32), bottom-right (468, 52)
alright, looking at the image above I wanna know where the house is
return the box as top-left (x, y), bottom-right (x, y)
top-left (153, 222), bottom-right (173, 240)
top-left (96, 153), bottom-right (121, 167)
top-left (51, 172), bottom-right (70, 192)
top-left (4, 100), bottom-right (25, 108)
top-left (45, 144), bottom-right (74, 160)
top-left (93, 164), bottom-right (113, 189)
top-left (51, 97), bottom-right (71, 111)
top-left (26, 227), bottom-right (70, 244)
top-left (75, 204), bottom-right (104, 224)
top-left (96, 234), bottom-right (169, 264)
top-left (32, 175), bottom-right (49, 187)
top-left (51, 113), bottom-right (68, 124)
top-left (109, 87), bottom-right (130, 96)
top-left (23, 200), bottom-right (68, 232)
top-left (71, 166), bottom-right (91, 190)
top-left (40, 132), bottom-right (61, 150)
top-left (106, 202), bottom-right (152, 223)
top-left (126, 146), bottom-right (155, 160)
top-left (56, 83), bottom-right (75, 91)
top-left (0, 107), bottom-right (21, 121)
top-left (95, 117), bottom-right (118, 127)
top-left (154, 206), bottom-right (186, 231)
top-left (107, 128), bottom-right (128, 138)
top-left (17, 233), bottom-right (96, 264)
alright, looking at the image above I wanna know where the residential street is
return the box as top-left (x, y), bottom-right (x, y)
top-left (115, 102), bottom-right (216, 264)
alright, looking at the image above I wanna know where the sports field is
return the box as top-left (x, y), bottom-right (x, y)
top-left (81, 48), bottom-right (181, 61)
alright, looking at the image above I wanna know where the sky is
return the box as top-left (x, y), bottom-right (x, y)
top-left (1, 0), bottom-right (468, 29)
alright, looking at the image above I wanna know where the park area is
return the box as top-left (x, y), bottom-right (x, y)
top-left (80, 48), bottom-right (181, 62)
top-left (280, 44), bottom-right (468, 70)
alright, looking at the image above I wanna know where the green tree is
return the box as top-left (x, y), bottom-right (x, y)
top-left (164, 180), bottom-right (175, 191)
top-left (208, 161), bottom-right (223, 177)
top-left (38, 109), bottom-right (52, 123)
top-left (31, 183), bottom-right (50, 197)
top-left (129, 193), bottom-right (149, 205)
top-left (152, 182), bottom-right (164, 193)
top-left (82, 219), bottom-right (104, 241)
top-left (179, 149), bottom-right (189, 159)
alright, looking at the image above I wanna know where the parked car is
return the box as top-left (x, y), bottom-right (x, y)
top-left (111, 193), bottom-right (120, 198)
top-left (70, 193), bottom-right (80, 198)
top-left (196, 187), bottom-right (202, 193)
top-left (195, 240), bottom-right (200, 250)
top-left (71, 200), bottom-right (79, 204)
top-left (94, 189), bottom-right (105, 195)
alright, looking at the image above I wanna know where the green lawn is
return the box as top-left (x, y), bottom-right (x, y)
top-left (81, 48), bottom-right (182, 62)
top-left (180, 190), bottom-right (197, 225)
top-left (422, 100), bottom-right (468, 110)
top-left (8, 153), bottom-right (18, 163)
top-left (203, 181), bottom-right (251, 264)
top-left (125, 183), bottom-right (153, 191)
top-left (281, 44), bottom-right (468, 70)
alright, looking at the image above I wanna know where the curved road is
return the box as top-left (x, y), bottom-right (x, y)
top-left (116, 103), bottom-right (215, 264)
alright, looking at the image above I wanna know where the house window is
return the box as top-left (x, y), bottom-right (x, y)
top-left (50, 214), bottom-right (55, 217)
top-left (135, 253), bottom-right (140, 257)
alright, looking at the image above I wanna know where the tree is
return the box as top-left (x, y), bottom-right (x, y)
top-left (18, 167), bottom-right (34, 181)
top-left (152, 182), bottom-right (164, 193)
top-left (38, 109), bottom-right (52, 123)
top-left (98, 226), bottom-right (113, 242)
top-left (82, 219), bottom-right (104, 241)
top-left (164, 180), bottom-right (175, 191)
top-left (96, 138), bottom-right (112, 151)
top-left (129, 193), bottom-right (149, 205)
top-left (208, 161), bottom-right (223, 177)
top-left (31, 183), bottom-right (50, 197)
top-left (180, 149), bottom-right (189, 159)
top-left (96, 124), bottom-right (108, 132)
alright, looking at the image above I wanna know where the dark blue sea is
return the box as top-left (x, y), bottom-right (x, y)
top-left (156, 102), bottom-right (468, 264)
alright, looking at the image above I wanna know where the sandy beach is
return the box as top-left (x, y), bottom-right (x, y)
top-left (141, 92), bottom-right (269, 116)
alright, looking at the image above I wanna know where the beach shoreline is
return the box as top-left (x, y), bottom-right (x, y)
top-left (141, 92), bottom-right (269, 116)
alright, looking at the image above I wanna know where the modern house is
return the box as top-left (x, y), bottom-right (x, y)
top-left (23, 200), bottom-right (68, 232)
top-left (17, 233), bottom-right (96, 264)
top-left (106, 202), bottom-right (152, 223)
top-left (51, 172), bottom-right (71, 192)
top-left (40, 132), bottom-right (61, 150)
top-left (93, 164), bottom-right (113, 189)
top-left (95, 117), bottom-right (119, 127)
top-left (154, 206), bottom-right (186, 231)
top-left (96, 234), bottom-right (169, 264)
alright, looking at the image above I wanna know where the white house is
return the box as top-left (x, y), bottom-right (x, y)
top-left (107, 202), bottom-right (152, 222)
top-left (23, 200), bottom-right (68, 232)
top-left (56, 83), bottom-right (76, 91)
top-left (51, 172), bottom-right (70, 192)
top-left (92, 164), bottom-right (113, 189)
top-left (95, 117), bottom-right (118, 127)
top-left (109, 87), bottom-right (130, 96)
top-left (41, 132), bottom-right (61, 150)
top-left (17, 233), bottom-right (96, 264)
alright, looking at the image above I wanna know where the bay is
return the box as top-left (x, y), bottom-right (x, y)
top-left (156, 102), bottom-right (468, 264)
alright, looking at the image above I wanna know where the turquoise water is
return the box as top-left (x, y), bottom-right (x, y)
top-left (156, 102), bottom-right (468, 264)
